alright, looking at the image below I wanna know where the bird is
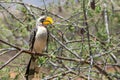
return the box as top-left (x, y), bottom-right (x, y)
top-left (25, 16), bottom-right (54, 80)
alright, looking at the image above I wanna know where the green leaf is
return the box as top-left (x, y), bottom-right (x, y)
top-left (95, 6), bottom-right (101, 13)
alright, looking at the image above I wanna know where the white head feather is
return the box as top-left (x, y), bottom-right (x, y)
top-left (36, 16), bottom-right (46, 27)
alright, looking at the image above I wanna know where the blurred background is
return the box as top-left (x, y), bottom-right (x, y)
top-left (0, 0), bottom-right (120, 80)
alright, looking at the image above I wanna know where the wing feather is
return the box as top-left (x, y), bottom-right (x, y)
top-left (45, 29), bottom-right (49, 53)
top-left (29, 28), bottom-right (37, 51)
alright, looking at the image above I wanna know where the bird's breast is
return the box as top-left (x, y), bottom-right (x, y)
top-left (36, 27), bottom-right (47, 39)
top-left (33, 27), bottom-right (47, 53)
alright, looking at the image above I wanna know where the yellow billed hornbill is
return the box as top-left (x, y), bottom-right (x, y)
top-left (25, 16), bottom-right (53, 80)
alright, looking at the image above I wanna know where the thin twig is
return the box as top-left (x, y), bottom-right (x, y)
top-left (0, 1), bottom-right (66, 21)
top-left (0, 39), bottom-right (114, 79)
top-left (0, 50), bottom-right (23, 70)
top-left (42, 0), bottom-right (48, 15)
top-left (23, 4), bottom-right (36, 19)
top-left (103, 3), bottom-right (117, 63)
top-left (103, 3), bottom-right (110, 42)
top-left (0, 48), bottom-right (17, 56)
top-left (49, 33), bottom-right (81, 59)
top-left (45, 70), bottom-right (76, 80)
top-left (91, 41), bottom-right (120, 62)
top-left (94, 63), bottom-right (112, 80)
top-left (83, 0), bottom-right (93, 79)
top-left (0, 39), bottom-right (83, 65)
top-left (0, 4), bottom-right (24, 24)
top-left (0, 39), bottom-right (21, 50)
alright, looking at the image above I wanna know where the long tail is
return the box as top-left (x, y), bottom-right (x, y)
top-left (25, 55), bottom-right (36, 80)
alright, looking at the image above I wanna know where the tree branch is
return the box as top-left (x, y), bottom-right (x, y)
top-left (0, 39), bottom-right (113, 79)
top-left (0, 4), bottom-right (24, 24)
top-left (0, 50), bottom-right (23, 70)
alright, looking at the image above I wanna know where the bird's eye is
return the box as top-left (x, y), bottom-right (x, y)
top-left (40, 18), bottom-right (45, 23)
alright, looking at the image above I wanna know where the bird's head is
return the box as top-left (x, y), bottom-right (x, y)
top-left (36, 16), bottom-right (54, 27)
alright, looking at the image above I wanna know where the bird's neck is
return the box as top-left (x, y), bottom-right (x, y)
top-left (37, 26), bottom-right (47, 30)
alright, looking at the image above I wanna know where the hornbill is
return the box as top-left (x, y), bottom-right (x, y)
top-left (25, 16), bottom-right (54, 80)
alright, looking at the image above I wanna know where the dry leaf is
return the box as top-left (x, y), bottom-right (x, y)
top-left (9, 71), bottom-right (18, 79)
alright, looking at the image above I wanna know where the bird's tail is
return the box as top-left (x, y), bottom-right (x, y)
top-left (25, 55), bottom-right (37, 80)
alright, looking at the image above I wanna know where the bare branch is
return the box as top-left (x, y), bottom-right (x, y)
top-left (45, 70), bottom-right (76, 80)
top-left (103, 3), bottom-right (110, 42)
top-left (0, 1), bottom-right (119, 79)
top-left (0, 4), bottom-right (24, 24)
top-left (0, 50), bottom-right (23, 70)
top-left (49, 33), bottom-right (81, 59)
top-left (0, 39), bottom-right (113, 79)
top-left (83, 0), bottom-right (93, 79)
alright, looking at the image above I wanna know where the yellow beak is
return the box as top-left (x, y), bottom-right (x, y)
top-left (43, 17), bottom-right (54, 25)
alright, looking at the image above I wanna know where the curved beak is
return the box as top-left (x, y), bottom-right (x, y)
top-left (43, 17), bottom-right (54, 25)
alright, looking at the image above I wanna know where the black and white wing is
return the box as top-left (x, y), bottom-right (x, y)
top-left (29, 28), bottom-right (37, 51)
top-left (45, 29), bottom-right (49, 53)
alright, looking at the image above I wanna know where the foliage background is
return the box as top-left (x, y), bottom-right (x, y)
top-left (0, 0), bottom-right (120, 80)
